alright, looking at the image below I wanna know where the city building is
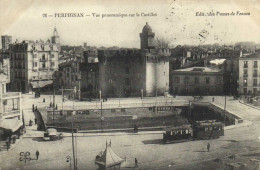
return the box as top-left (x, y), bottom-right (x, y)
top-left (8, 27), bottom-right (60, 93)
top-left (171, 67), bottom-right (224, 95)
top-left (1, 35), bottom-right (12, 52)
top-left (238, 52), bottom-right (260, 95)
top-left (57, 48), bottom-right (99, 100)
top-left (57, 23), bottom-right (170, 98)
top-left (0, 60), bottom-right (22, 138)
top-left (98, 22), bottom-right (170, 97)
top-left (204, 49), bottom-right (242, 95)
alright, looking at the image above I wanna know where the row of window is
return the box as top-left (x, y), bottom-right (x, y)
top-left (243, 88), bottom-right (258, 94)
top-left (243, 79), bottom-right (259, 87)
top-left (11, 62), bottom-right (25, 69)
top-left (10, 53), bottom-right (56, 60)
top-left (11, 53), bottom-right (26, 60)
top-left (244, 61), bottom-right (258, 68)
top-left (33, 62), bottom-right (55, 68)
top-left (31, 75), bottom-right (52, 79)
top-left (34, 53), bottom-right (55, 59)
top-left (11, 71), bottom-right (26, 78)
top-left (173, 76), bottom-right (221, 85)
top-left (174, 87), bottom-right (211, 94)
top-left (243, 69), bottom-right (258, 77)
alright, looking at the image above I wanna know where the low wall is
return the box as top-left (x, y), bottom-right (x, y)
top-left (192, 102), bottom-right (242, 125)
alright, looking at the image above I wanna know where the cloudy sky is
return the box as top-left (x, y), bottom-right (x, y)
top-left (0, 0), bottom-right (259, 48)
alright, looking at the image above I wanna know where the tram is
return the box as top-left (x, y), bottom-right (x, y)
top-left (193, 120), bottom-right (224, 139)
top-left (163, 125), bottom-right (193, 144)
top-left (162, 120), bottom-right (224, 143)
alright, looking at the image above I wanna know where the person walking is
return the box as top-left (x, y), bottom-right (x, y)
top-left (135, 158), bottom-right (138, 168)
top-left (207, 143), bottom-right (210, 152)
top-left (212, 97), bottom-right (214, 102)
top-left (36, 150), bottom-right (39, 160)
top-left (6, 140), bottom-right (10, 151)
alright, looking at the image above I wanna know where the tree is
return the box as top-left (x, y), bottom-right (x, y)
top-left (154, 36), bottom-right (171, 49)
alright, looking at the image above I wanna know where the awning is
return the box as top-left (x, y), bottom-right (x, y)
top-left (31, 80), bottom-right (53, 88)
top-left (0, 119), bottom-right (23, 132)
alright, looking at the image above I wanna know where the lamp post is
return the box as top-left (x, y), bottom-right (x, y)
top-left (99, 90), bottom-right (103, 131)
top-left (66, 156), bottom-right (72, 170)
top-left (73, 86), bottom-right (77, 109)
top-left (78, 77), bottom-right (81, 101)
top-left (141, 89), bottom-right (143, 106)
top-left (62, 86), bottom-right (64, 115)
top-left (224, 95), bottom-right (227, 125)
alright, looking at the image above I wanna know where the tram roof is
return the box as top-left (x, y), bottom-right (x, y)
top-left (164, 125), bottom-right (192, 131)
top-left (195, 120), bottom-right (223, 127)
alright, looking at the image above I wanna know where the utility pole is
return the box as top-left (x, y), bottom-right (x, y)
top-left (62, 86), bottom-right (64, 115)
top-left (71, 121), bottom-right (76, 170)
top-left (101, 101), bottom-right (103, 131)
top-left (224, 95), bottom-right (227, 125)
top-left (53, 87), bottom-right (55, 123)
top-left (155, 85), bottom-right (158, 115)
top-left (78, 79), bottom-right (81, 101)
top-left (141, 89), bottom-right (143, 106)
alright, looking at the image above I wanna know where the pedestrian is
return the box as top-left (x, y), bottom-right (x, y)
top-left (29, 120), bottom-right (33, 126)
top-left (43, 98), bottom-right (45, 103)
top-left (32, 104), bottom-right (35, 112)
top-left (135, 158), bottom-right (138, 168)
top-left (36, 150), bottom-right (39, 160)
top-left (6, 141), bottom-right (10, 151)
top-left (55, 104), bottom-right (58, 110)
top-left (34, 118), bottom-right (37, 125)
top-left (207, 143), bottom-right (210, 152)
top-left (50, 102), bottom-right (52, 108)
top-left (212, 97), bottom-right (214, 102)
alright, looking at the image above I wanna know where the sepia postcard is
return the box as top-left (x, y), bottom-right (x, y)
top-left (0, 0), bottom-right (259, 169)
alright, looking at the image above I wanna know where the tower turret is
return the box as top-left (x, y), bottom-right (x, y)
top-left (51, 26), bottom-right (60, 51)
top-left (140, 22), bottom-right (155, 50)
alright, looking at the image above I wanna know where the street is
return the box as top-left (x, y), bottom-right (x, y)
top-left (0, 94), bottom-right (259, 169)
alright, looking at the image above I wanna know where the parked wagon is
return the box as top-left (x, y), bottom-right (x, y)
top-left (43, 128), bottom-right (63, 141)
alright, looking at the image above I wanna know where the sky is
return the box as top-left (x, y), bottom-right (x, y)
top-left (0, 0), bottom-right (259, 48)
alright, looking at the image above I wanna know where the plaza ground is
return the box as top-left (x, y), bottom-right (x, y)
top-left (0, 94), bottom-right (259, 169)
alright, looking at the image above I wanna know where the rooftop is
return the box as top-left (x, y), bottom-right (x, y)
top-left (173, 67), bottom-right (222, 73)
top-left (240, 52), bottom-right (260, 59)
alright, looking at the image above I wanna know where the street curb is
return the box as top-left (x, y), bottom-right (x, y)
top-left (22, 131), bottom-right (164, 138)
top-left (239, 101), bottom-right (260, 110)
top-left (0, 137), bottom-right (23, 155)
top-left (224, 120), bottom-right (253, 131)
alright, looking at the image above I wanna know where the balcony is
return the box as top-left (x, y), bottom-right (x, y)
top-left (2, 92), bottom-right (21, 99)
top-left (3, 109), bottom-right (21, 119)
top-left (40, 58), bottom-right (47, 62)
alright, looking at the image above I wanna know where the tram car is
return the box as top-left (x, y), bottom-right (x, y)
top-left (163, 120), bottom-right (224, 143)
top-left (163, 125), bottom-right (193, 144)
top-left (192, 120), bottom-right (224, 139)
